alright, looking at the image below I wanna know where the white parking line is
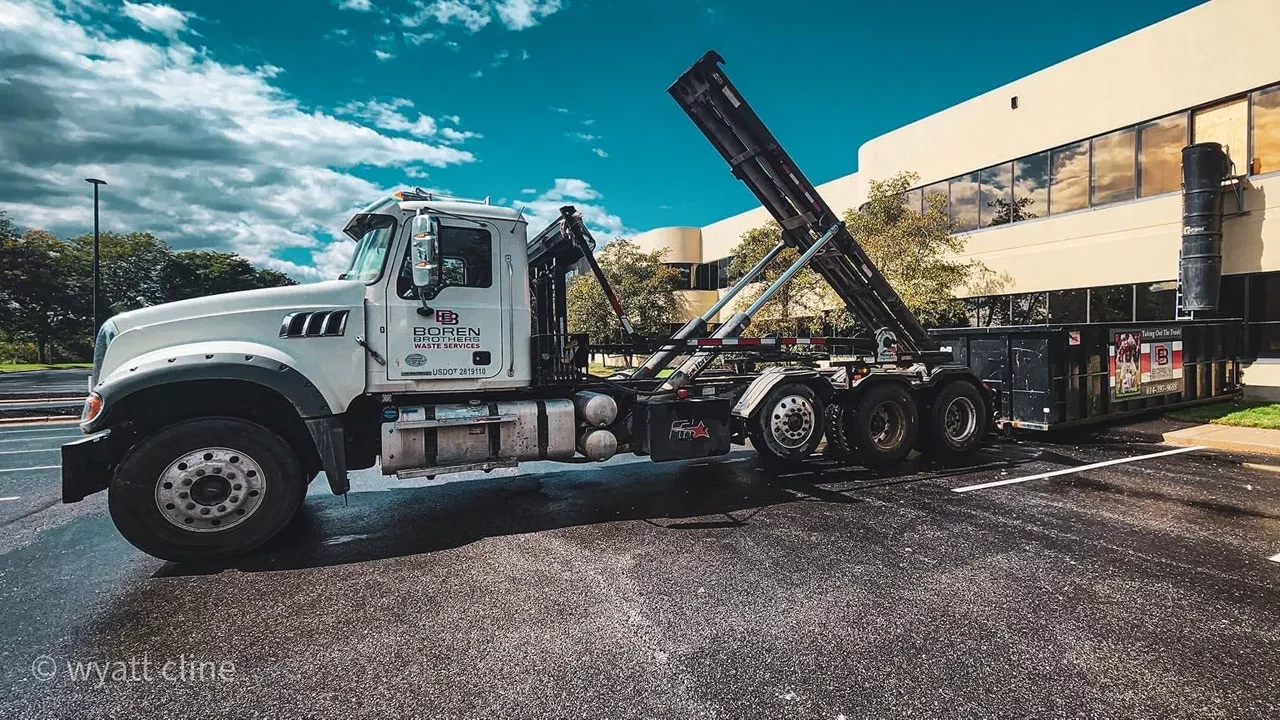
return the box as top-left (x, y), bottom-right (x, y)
top-left (951, 446), bottom-right (1206, 493)
top-left (0, 448), bottom-right (58, 455)
top-left (1268, 553), bottom-right (1280, 563)
top-left (0, 465), bottom-right (59, 473)
top-left (0, 496), bottom-right (19, 502)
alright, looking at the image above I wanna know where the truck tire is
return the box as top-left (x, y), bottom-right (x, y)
top-left (921, 381), bottom-right (988, 459)
top-left (847, 383), bottom-right (918, 468)
top-left (822, 402), bottom-right (854, 460)
top-left (108, 417), bottom-right (306, 563)
top-left (749, 382), bottom-right (825, 467)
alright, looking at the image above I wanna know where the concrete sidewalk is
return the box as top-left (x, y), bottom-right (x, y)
top-left (1108, 416), bottom-right (1280, 457)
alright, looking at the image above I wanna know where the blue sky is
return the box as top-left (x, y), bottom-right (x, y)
top-left (0, 0), bottom-right (1203, 280)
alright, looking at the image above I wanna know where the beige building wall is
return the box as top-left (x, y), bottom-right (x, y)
top-left (857, 0), bottom-right (1280, 291)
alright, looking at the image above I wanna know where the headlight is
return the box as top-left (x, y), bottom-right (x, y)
top-left (81, 393), bottom-right (104, 425)
top-left (91, 320), bottom-right (118, 386)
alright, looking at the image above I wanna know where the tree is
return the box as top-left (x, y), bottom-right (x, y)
top-left (0, 210), bottom-right (300, 362)
top-left (566, 239), bottom-right (683, 343)
top-left (726, 171), bottom-right (996, 334)
top-left (160, 250), bottom-right (297, 302)
top-left (844, 172), bottom-right (992, 327)
top-left (0, 220), bottom-right (82, 362)
top-left (62, 231), bottom-right (171, 319)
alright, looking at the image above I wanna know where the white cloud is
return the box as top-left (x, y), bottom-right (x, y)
top-left (490, 48), bottom-right (509, 67)
top-left (374, 49), bottom-right (394, 61)
top-left (570, 132), bottom-right (598, 142)
top-left (520, 188), bottom-right (537, 194)
top-left (516, 179), bottom-right (628, 240)
top-left (494, 0), bottom-right (561, 30)
top-left (337, 0), bottom-right (374, 11)
top-left (591, 148), bottom-right (608, 158)
top-left (120, 1), bottom-right (192, 37)
top-left (337, 98), bottom-right (446, 139)
top-left (403, 31), bottom-right (436, 45)
top-left (440, 127), bottom-right (481, 143)
top-left (401, 0), bottom-right (561, 32)
top-left (581, 118), bottom-right (595, 126)
top-left (442, 114), bottom-right (461, 124)
top-left (469, 69), bottom-right (483, 78)
top-left (0, 0), bottom-right (478, 281)
top-left (550, 106), bottom-right (569, 113)
top-left (402, 0), bottom-right (490, 31)
top-left (520, 48), bottom-right (529, 60)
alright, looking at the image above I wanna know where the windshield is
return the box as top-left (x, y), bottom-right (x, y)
top-left (341, 208), bottom-right (399, 282)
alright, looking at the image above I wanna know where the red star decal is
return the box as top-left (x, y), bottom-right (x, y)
top-left (690, 421), bottom-right (710, 439)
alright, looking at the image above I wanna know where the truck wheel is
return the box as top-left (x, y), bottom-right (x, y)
top-left (848, 383), bottom-right (918, 468)
top-left (750, 382), bottom-right (825, 466)
top-left (108, 417), bottom-right (306, 563)
top-left (922, 381), bottom-right (988, 459)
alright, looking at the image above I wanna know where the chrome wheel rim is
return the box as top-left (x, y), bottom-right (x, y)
top-left (155, 447), bottom-right (266, 533)
top-left (769, 394), bottom-right (816, 449)
top-left (943, 396), bottom-right (978, 444)
top-left (868, 401), bottom-right (907, 450)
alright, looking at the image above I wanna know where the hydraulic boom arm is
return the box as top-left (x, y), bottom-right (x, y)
top-left (668, 51), bottom-right (936, 354)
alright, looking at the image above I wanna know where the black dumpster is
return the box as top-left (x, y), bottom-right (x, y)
top-left (930, 320), bottom-right (1244, 430)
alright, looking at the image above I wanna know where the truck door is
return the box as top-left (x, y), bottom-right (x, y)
top-left (384, 219), bottom-right (506, 382)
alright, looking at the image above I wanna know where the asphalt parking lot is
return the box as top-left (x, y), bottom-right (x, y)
top-left (0, 421), bottom-right (1277, 719)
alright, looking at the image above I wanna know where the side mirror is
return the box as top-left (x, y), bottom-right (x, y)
top-left (410, 214), bottom-right (441, 290)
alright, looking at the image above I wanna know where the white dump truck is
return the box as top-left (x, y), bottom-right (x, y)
top-left (62, 52), bottom-right (993, 561)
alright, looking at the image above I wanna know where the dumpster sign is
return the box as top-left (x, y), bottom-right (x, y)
top-left (1109, 327), bottom-right (1184, 401)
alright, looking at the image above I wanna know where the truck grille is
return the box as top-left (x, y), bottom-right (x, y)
top-left (279, 310), bottom-right (349, 338)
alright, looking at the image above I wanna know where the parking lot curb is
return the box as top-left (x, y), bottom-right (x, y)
top-left (0, 415), bottom-right (79, 426)
top-left (1105, 421), bottom-right (1280, 457)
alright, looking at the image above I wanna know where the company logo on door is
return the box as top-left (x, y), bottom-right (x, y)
top-left (413, 309), bottom-right (481, 350)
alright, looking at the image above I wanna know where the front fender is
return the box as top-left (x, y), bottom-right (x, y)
top-left (87, 342), bottom-right (335, 433)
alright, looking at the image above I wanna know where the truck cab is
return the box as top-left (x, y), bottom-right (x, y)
top-left (351, 195), bottom-right (533, 394)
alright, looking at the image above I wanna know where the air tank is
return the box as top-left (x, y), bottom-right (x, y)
top-left (573, 391), bottom-right (618, 428)
top-left (577, 427), bottom-right (618, 461)
top-left (1180, 142), bottom-right (1231, 312)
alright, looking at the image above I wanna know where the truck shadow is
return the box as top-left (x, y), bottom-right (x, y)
top-left (153, 445), bottom-right (1051, 576)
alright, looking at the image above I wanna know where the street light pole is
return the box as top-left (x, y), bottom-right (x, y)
top-left (85, 178), bottom-right (107, 339)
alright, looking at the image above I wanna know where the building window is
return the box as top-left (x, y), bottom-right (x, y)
top-left (923, 181), bottom-right (949, 219)
top-left (1048, 289), bottom-right (1088, 323)
top-left (1246, 272), bottom-right (1280, 358)
top-left (1011, 292), bottom-right (1048, 324)
top-left (1137, 113), bottom-right (1188, 198)
top-left (1220, 274), bottom-right (1247, 319)
top-left (964, 296), bottom-right (1007, 327)
top-left (1193, 97), bottom-right (1248, 173)
top-left (1251, 84), bottom-right (1280, 175)
top-left (667, 263), bottom-right (693, 290)
top-left (1050, 141), bottom-right (1090, 214)
top-left (900, 188), bottom-right (923, 215)
top-left (1089, 284), bottom-right (1133, 323)
top-left (979, 162), bottom-right (1014, 227)
top-left (693, 260), bottom-right (727, 290)
top-left (950, 171), bottom-right (980, 231)
top-left (1135, 281), bottom-right (1176, 321)
top-left (1091, 128), bottom-right (1137, 206)
top-left (1014, 152), bottom-right (1049, 221)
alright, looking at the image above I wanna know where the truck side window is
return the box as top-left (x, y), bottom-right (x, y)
top-left (397, 225), bottom-right (494, 298)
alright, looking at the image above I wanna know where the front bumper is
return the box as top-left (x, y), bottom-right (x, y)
top-left (61, 429), bottom-right (114, 503)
